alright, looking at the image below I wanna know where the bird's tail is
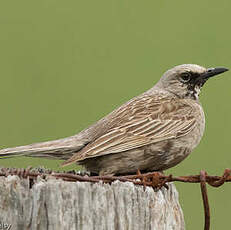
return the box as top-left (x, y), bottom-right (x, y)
top-left (0, 136), bottom-right (88, 161)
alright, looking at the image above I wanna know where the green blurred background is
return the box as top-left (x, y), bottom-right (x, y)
top-left (0, 0), bottom-right (230, 229)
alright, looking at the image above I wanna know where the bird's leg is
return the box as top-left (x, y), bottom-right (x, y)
top-left (136, 169), bottom-right (147, 190)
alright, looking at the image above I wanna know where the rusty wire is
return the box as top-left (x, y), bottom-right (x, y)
top-left (0, 167), bottom-right (230, 230)
top-left (200, 171), bottom-right (210, 230)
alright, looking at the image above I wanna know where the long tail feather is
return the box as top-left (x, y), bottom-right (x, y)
top-left (0, 135), bottom-right (88, 161)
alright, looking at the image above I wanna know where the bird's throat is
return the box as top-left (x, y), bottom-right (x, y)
top-left (186, 85), bottom-right (201, 100)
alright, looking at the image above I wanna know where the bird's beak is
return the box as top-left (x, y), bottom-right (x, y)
top-left (202, 67), bottom-right (229, 80)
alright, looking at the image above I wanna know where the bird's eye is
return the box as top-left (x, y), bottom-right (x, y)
top-left (181, 72), bottom-right (191, 82)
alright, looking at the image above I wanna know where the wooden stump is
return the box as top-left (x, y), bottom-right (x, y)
top-left (0, 175), bottom-right (185, 230)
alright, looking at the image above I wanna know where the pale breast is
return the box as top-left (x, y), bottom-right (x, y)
top-left (172, 102), bottom-right (205, 157)
top-left (191, 101), bottom-right (205, 148)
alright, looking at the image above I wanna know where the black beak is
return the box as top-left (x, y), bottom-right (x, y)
top-left (202, 67), bottom-right (229, 80)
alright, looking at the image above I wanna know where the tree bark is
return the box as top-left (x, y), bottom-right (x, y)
top-left (0, 175), bottom-right (185, 230)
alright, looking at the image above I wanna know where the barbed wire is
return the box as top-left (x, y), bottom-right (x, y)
top-left (0, 167), bottom-right (230, 230)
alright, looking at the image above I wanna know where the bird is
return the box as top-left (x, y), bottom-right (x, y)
top-left (0, 64), bottom-right (228, 175)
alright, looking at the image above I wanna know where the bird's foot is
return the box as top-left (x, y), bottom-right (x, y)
top-left (136, 169), bottom-right (148, 190)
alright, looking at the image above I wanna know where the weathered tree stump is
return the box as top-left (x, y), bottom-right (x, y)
top-left (0, 175), bottom-right (184, 230)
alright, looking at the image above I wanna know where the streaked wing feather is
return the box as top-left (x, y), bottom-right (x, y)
top-left (81, 119), bottom-right (196, 158)
top-left (62, 96), bottom-right (197, 165)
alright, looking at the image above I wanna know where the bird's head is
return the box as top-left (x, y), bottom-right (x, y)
top-left (157, 64), bottom-right (229, 100)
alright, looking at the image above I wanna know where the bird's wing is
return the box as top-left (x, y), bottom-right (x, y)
top-left (62, 95), bottom-right (198, 166)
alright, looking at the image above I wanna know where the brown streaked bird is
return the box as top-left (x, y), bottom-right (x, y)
top-left (0, 64), bottom-right (228, 175)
